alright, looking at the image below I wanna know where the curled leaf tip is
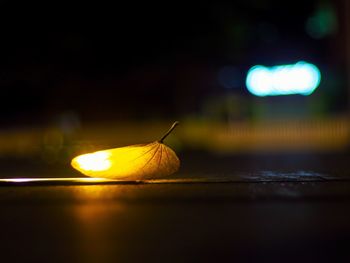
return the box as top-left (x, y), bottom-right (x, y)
top-left (71, 121), bottom-right (181, 179)
top-left (71, 140), bottom-right (180, 180)
top-left (159, 121), bottom-right (179, 143)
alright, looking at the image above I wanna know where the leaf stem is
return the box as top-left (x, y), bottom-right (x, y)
top-left (159, 121), bottom-right (179, 143)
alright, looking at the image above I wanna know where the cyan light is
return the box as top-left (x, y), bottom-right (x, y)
top-left (246, 61), bottom-right (321, 96)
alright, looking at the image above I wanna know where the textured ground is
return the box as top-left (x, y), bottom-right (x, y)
top-left (1, 152), bottom-right (350, 262)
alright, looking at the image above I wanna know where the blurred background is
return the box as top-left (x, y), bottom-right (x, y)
top-left (0, 0), bottom-right (350, 178)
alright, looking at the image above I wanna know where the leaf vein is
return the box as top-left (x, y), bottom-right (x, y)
top-left (127, 143), bottom-right (159, 163)
top-left (157, 144), bottom-right (163, 171)
top-left (140, 143), bottom-right (160, 173)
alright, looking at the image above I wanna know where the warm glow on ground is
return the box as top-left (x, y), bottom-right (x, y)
top-left (0, 178), bottom-right (109, 183)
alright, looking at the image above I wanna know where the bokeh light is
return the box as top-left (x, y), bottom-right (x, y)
top-left (246, 62), bottom-right (321, 96)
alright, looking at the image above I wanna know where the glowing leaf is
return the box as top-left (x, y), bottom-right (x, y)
top-left (71, 122), bottom-right (180, 179)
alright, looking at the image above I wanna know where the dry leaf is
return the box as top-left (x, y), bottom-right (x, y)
top-left (71, 122), bottom-right (180, 179)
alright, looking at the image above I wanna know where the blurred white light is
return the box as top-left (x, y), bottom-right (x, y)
top-left (246, 61), bottom-right (321, 96)
top-left (0, 178), bottom-right (108, 183)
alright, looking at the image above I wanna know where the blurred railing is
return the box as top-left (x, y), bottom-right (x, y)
top-left (0, 116), bottom-right (349, 160)
top-left (182, 117), bottom-right (350, 152)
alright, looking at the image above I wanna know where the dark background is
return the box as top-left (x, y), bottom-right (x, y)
top-left (1, 2), bottom-right (350, 263)
top-left (0, 0), bottom-right (348, 126)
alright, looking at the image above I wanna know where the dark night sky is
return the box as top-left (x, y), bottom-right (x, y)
top-left (0, 0), bottom-right (344, 125)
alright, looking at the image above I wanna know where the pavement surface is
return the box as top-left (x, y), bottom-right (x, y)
top-left (1, 152), bottom-right (350, 262)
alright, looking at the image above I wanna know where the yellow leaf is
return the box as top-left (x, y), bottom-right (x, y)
top-left (71, 122), bottom-right (180, 179)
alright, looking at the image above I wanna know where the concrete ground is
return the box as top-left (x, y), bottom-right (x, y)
top-left (1, 152), bottom-right (350, 262)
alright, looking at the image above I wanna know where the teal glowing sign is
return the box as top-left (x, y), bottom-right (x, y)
top-left (246, 61), bottom-right (321, 96)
